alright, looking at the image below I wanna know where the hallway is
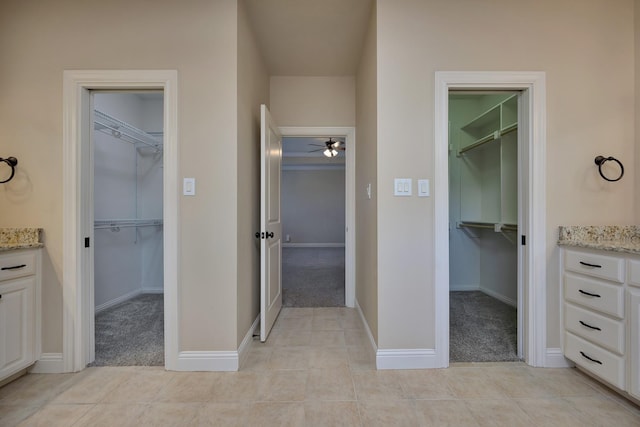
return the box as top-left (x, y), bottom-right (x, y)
top-left (2, 307), bottom-right (640, 425)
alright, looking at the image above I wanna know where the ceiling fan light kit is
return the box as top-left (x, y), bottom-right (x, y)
top-left (310, 137), bottom-right (345, 158)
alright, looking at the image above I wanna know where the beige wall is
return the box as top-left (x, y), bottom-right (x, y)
top-left (237, 0), bottom-right (270, 346)
top-left (376, 0), bottom-right (635, 350)
top-left (636, 0), bottom-right (640, 222)
top-left (0, 0), bottom-right (243, 353)
top-left (355, 4), bottom-right (379, 343)
top-left (270, 76), bottom-right (356, 127)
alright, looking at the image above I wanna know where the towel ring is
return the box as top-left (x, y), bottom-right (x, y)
top-left (594, 155), bottom-right (624, 182)
top-left (0, 157), bottom-right (18, 184)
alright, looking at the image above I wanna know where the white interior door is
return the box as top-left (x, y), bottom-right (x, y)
top-left (260, 104), bottom-right (283, 341)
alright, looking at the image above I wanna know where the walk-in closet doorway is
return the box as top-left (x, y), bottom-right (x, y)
top-left (448, 91), bottom-right (521, 363)
top-left (91, 92), bottom-right (165, 366)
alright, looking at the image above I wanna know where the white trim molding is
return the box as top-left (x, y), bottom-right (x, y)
top-left (376, 349), bottom-right (438, 370)
top-left (434, 71), bottom-right (547, 368)
top-left (355, 299), bottom-right (378, 361)
top-left (545, 348), bottom-right (574, 368)
top-left (238, 316), bottom-right (260, 369)
top-left (30, 353), bottom-right (65, 374)
top-left (279, 127), bottom-right (356, 308)
top-left (176, 351), bottom-right (239, 372)
top-left (62, 70), bottom-right (179, 372)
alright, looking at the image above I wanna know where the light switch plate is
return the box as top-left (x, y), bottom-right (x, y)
top-left (418, 179), bottom-right (429, 197)
top-left (394, 178), bottom-right (412, 196)
top-left (183, 178), bottom-right (196, 196)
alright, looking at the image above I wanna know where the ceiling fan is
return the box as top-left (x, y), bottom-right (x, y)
top-left (309, 138), bottom-right (345, 158)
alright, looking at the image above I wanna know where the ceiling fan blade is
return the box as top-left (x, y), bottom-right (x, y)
top-left (336, 147), bottom-right (346, 151)
top-left (309, 144), bottom-right (325, 147)
top-left (331, 140), bottom-right (341, 148)
top-left (308, 148), bottom-right (325, 152)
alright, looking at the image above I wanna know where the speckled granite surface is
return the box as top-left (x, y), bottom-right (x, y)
top-left (0, 228), bottom-right (43, 251)
top-left (558, 225), bottom-right (640, 254)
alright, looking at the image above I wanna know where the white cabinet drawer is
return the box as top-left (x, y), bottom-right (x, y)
top-left (627, 259), bottom-right (640, 288)
top-left (0, 251), bottom-right (36, 282)
top-left (564, 303), bottom-right (624, 354)
top-left (564, 273), bottom-right (624, 318)
top-left (564, 250), bottom-right (624, 283)
top-left (565, 332), bottom-right (625, 390)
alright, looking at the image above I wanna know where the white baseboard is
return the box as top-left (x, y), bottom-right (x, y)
top-left (239, 315), bottom-right (260, 369)
top-left (449, 284), bottom-right (479, 291)
top-left (176, 351), bottom-right (239, 372)
top-left (479, 287), bottom-right (517, 308)
top-left (376, 348), bottom-right (439, 370)
top-left (142, 288), bottom-right (164, 294)
top-left (30, 353), bottom-right (65, 373)
top-left (545, 348), bottom-right (573, 368)
top-left (282, 243), bottom-right (345, 248)
top-left (95, 289), bottom-right (142, 313)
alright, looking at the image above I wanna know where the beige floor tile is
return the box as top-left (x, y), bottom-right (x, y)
top-left (346, 345), bottom-right (376, 371)
top-left (358, 399), bottom-right (419, 426)
top-left (514, 397), bottom-right (591, 427)
top-left (51, 368), bottom-right (130, 404)
top-left (256, 370), bottom-right (308, 401)
top-left (531, 368), bottom-right (602, 397)
top-left (246, 402), bottom-right (305, 427)
top-left (0, 404), bottom-right (41, 427)
top-left (564, 396), bottom-right (640, 427)
top-left (73, 403), bottom-right (146, 427)
top-left (280, 307), bottom-right (314, 319)
top-left (241, 345), bottom-right (274, 372)
top-left (306, 367), bottom-right (356, 401)
top-left (135, 403), bottom-right (200, 427)
top-left (442, 367), bottom-right (508, 399)
top-left (17, 404), bottom-right (93, 427)
top-left (272, 329), bottom-right (313, 347)
top-left (311, 330), bottom-right (346, 347)
top-left (304, 401), bottom-right (362, 426)
top-left (101, 368), bottom-right (175, 403)
top-left (485, 365), bottom-right (554, 398)
top-left (209, 372), bottom-right (260, 402)
top-left (308, 347), bottom-right (350, 369)
top-left (311, 317), bottom-right (342, 331)
top-left (275, 315), bottom-right (313, 330)
top-left (414, 399), bottom-right (480, 427)
top-left (0, 373), bottom-right (76, 406)
top-left (398, 369), bottom-right (456, 399)
top-left (153, 372), bottom-right (218, 403)
top-left (352, 370), bottom-right (405, 400)
top-left (188, 402), bottom-right (250, 426)
top-left (344, 330), bottom-right (372, 347)
top-left (338, 315), bottom-right (364, 330)
top-left (313, 307), bottom-right (344, 320)
top-left (267, 346), bottom-right (311, 370)
top-left (464, 399), bottom-right (534, 427)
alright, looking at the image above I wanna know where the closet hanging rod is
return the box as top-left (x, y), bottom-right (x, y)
top-left (94, 110), bottom-right (162, 151)
top-left (458, 221), bottom-right (517, 231)
top-left (458, 124), bottom-right (518, 156)
top-left (94, 219), bottom-right (163, 230)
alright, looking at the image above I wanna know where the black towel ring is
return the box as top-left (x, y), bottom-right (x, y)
top-left (0, 157), bottom-right (18, 184)
top-left (594, 155), bottom-right (624, 182)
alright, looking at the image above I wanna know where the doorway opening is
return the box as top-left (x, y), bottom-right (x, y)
top-left (90, 91), bottom-right (165, 366)
top-left (281, 136), bottom-right (347, 307)
top-left (448, 91), bottom-right (521, 363)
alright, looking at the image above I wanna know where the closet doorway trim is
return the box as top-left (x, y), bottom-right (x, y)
top-left (62, 70), bottom-right (179, 372)
top-left (434, 71), bottom-right (547, 367)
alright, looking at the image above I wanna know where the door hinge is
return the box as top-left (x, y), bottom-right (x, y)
top-left (84, 237), bottom-right (90, 248)
top-left (521, 235), bottom-right (526, 246)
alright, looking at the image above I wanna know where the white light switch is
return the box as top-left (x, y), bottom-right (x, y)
top-left (418, 179), bottom-right (430, 197)
top-left (183, 178), bottom-right (196, 196)
top-left (394, 178), bottom-right (412, 196)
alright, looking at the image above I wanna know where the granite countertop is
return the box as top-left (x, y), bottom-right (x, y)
top-left (558, 225), bottom-right (640, 254)
top-left (0, 228), bottom-right (44, 252)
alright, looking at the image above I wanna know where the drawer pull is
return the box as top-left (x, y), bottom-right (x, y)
top-left (1, 264), bottom-right (26, 271)
top-left (580, 351), bottom-right (603, 365)
top-left (579, 320), bottom-right (601, 331)
top-left (579, 261), bottom-right (602, 268)
top-left (578, 289), bottom-right (601, 298)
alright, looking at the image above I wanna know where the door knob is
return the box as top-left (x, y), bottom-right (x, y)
top-left (266, 231), bottom-right (274, 239)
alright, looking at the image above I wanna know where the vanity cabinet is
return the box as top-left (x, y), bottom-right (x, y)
top-left (0, 249), bottom-right (40, 381)
top-left (562, 247), bottom-right (640, 400)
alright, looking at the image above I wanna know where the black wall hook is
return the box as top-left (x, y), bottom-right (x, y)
top-left (594, 155), bottom-right (624, 182)
top-left (0, 157), bottom-right (18, 183)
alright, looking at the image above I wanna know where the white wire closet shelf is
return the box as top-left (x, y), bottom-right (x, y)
top-left (94, 219), bottom-right (163, 231)
top-left (94, 109), bottom-right (163, 151)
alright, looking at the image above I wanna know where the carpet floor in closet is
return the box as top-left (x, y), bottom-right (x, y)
top-left (91, 293), bottom-right (164, 367)
top-left (449, 291), bottom-right (519, 363)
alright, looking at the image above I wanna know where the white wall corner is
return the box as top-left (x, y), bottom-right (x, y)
top-left (544, 348), bottom-right (573, 368)
top-left (238, 315), bottom-right (260, 369)
top-left (29, 353), bottom-right (65, 374)
top-left (376, 349), bottom-right (438, 370)
top-left (176, 351), bottom-right (239, 372)
top-left (355, 299), bottom-right (377, 359)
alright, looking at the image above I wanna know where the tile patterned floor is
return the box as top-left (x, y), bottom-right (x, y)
top-left (1, 307), bottom-right (640, 426)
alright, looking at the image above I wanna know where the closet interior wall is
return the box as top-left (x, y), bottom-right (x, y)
top-left (449, 93), bottom-right (518, 306)
top-left (93, 92), bottom-right (164, 311)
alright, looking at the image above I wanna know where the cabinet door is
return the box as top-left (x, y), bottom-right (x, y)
top-left (630, 289), bottom-right (640, 399)
top-left (0, 277), bottom-right (35, 379)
